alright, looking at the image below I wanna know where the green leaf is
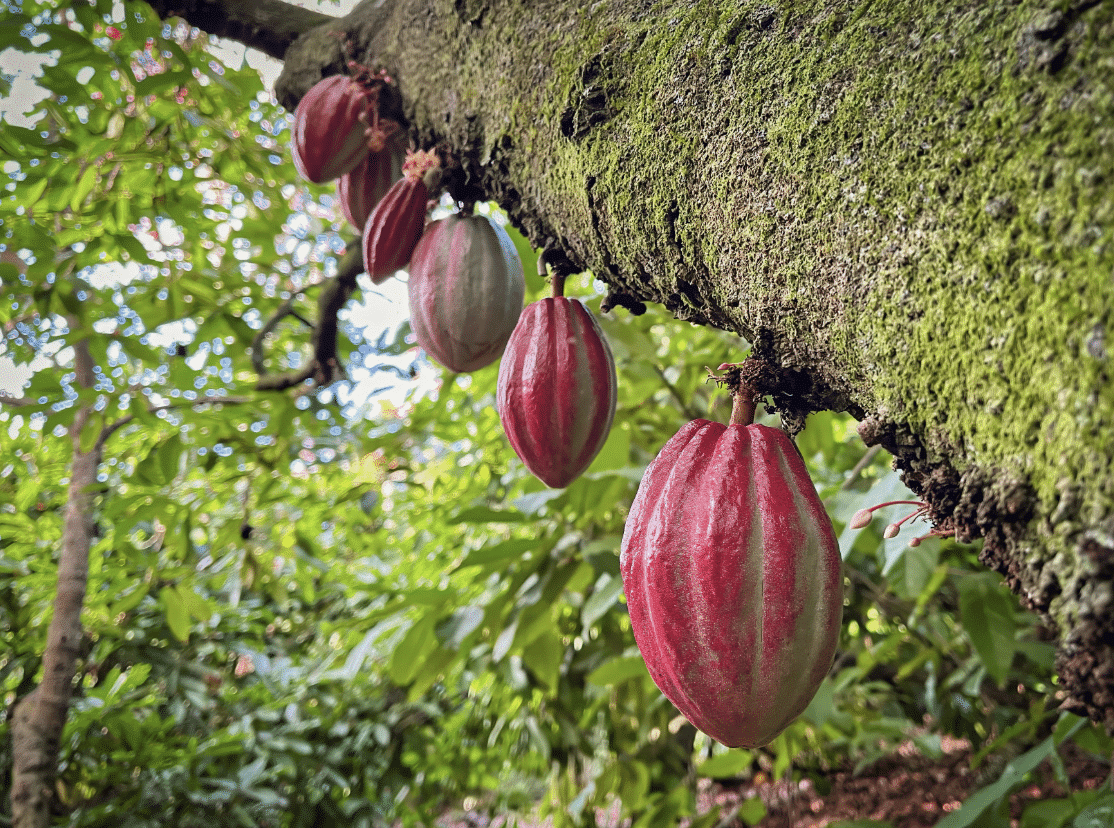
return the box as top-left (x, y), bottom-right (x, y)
top-left (455, 537), bottom-right (537, 569)
top-left (447, 504), bottom-right (529, 524)
top-left (936, 716), bottom-right (1085, 828)
top-left (161, 586), bottom-right (190, 642)
top-left (521, 630), bottom-right (563, 690)
top-left (388, 614), bottom-right (438, 684)
top-left (958, 572), bottom-right (1018, 685)
top-left (179, 587), bottom-right (213, 623)
top-left (1074, 794), bottom-right (1114, 828)
top-left (581, 573), bottom-right (623, 629)
top-left (586, 655), bottom-right (649, 687)
top-left (69, 165), bottom-right (98, 212)
top-left (584, 421), bottom-right (632, 474)
top-left (134, 70), bottom-right (193, 98)
top-left (1019, 797), bottom-right (1080, 828)
top-left (697, 751), bottom-right (752, 779)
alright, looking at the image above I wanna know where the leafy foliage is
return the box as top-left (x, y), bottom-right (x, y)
top-left (1, 1), bottom-right (1111, 826)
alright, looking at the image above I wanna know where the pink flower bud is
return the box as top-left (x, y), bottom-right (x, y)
top-left (849, 508), bottom-right (873, 529)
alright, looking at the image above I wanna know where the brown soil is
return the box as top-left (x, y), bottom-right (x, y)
top-left (710, 736), bottom-right (1110, 828)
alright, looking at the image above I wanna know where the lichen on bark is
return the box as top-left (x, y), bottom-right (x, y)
top-left (274, 0), bottom-right (1114, 726)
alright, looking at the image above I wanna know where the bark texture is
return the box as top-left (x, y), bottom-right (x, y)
top-left (155, 0), bottom-right (1114, 726)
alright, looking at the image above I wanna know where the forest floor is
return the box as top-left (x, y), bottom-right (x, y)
top-left (436, 735), bottom-right (1110, 828)
top-left (708, 735), bottom-right (1110, 827)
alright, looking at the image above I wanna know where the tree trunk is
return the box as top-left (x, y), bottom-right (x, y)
top-left (10, 342), bottom-right (101, 828)
top-left (174, 0), bottom-right (1114, 727)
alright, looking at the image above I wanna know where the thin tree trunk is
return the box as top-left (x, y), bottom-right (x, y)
top-left (10, 340), bottom-right (101, 828)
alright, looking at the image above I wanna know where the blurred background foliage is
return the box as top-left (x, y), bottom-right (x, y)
top-left (1, 1), bottom-right (1111, 826)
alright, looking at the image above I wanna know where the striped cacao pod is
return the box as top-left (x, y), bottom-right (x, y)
top-left (408, 213), bottom-right (525, 373)
top-left (497, 298), bottom-right (617, 488)
top-left (619, 419), bottom-right (843, 748)
top-left (291, 75), bottom-right (371, 184)
top-left (337, 146), bottom-right (402, 230)
top-left (362, 149), bottom-right (440, 283)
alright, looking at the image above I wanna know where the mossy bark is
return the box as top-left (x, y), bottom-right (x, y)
top-left (274, 0), bottom-right (1114, 727)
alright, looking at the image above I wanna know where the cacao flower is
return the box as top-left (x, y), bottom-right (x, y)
top-left (362, 149), bottom-right (441, 283)
top-left (291, 75), bottom-right (372, 184)
top-left (497, 297), bottom-right (617, 487)
top-left (337, 146), bottom-right (403, 230)
top-left (619, 414), bottom-right (843, 748)
top-left (408, 213), bottom-right (525, 373)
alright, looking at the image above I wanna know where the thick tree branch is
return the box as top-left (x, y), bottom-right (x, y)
top-left (144, 0), bottom-right (333, 60)
top-left (268, 0), bottom-right (1114, 730)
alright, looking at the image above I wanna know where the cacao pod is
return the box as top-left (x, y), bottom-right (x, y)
top-left (292, 75), bottom-right (371, 184)
top-left (408, 213), bottom-right (525, 373)
top-left (362, 149), bottom-right (440, 283)
top-left (619, 419), bottom-right (843, 748)
top-left (497, 298), bottom-right (617, 487)
top-left (337, 146), bottom-right (403, 230)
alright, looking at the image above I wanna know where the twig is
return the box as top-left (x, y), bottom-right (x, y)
top-left (841, 444), bottom-right (884, 490)
top-left (252, 241), bottom-right (364, 392)
top-left (97, 394), bottom-right (254, 450)
top-left (652, 365), bottom-right (704, 421)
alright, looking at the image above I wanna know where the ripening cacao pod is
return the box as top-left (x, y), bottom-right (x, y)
top-left (619, 418), bottom-right (843, 748)
top-left (362, 149), bottom-right (441, 283)
top-left (291, 75), bottom-right (371, 184)
top-left (408, 213), bottom-right (525, 373)
top-left (497, 298), bottom-right (617, 487)
top-left (337, 146), bottom-right (403, 230)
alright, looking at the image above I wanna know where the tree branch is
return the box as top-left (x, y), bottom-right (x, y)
top-left (253, 241), bottom-right (365, 392)
top-left (0, 393), bottom-right (34, 408)
top-left (11, 337), bottom-right (99, 828)
top-left (144, 0), bottom-right (333, 60)
top-left (98, 395), bottom-right (255, 451)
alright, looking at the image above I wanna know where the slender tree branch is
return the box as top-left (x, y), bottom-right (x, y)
top-left (98, 395), bottom-right (255, 450)
top-left (0, 393), bottom-right (34, 408)
top-left (841, 445), bottom-right (884, 491)
top-left (253, 242), bottom-right (365, 392)
top-left (11, 337), bottom-right (98, 828)
top-left (144, 0), bottom-right (334, 60)
top-left (652, 365), bottom-right (703, 422)
top-left (250, 295), bottom-right (301, 375)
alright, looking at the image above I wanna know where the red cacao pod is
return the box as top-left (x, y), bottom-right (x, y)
top-left (619, 420), bottom-right (842, 748)
top-left (337, 146), bottom-right (402, 230)
top-left (496, 298), bottom-right (617, 487)
top-left (408, 213), bottom-right (525, 373)
top-left (362, 150), bottom-right (440, 283)
top-left (291, 75), bottom-right (371, 184)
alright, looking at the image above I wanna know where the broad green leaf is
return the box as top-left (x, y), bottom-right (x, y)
top-left (455, 537), bottom-right (537, 569)
top-left (388, 614), bottom-right (438, 684)
top-left (521, 630), bottom-right (563, 690)
top-left (696, 751), bottom-right (751, 779)
top-left (69, 165), bottom-right (98, 212)
top-left (958, 572), bottom-right (1018, 685)
top-left (581, 573), bottom-right (623, 629)
top-left (1074, 794), bottom-right (1114, 828)
top-left (161, 586), bottom-right (190, 642)
top-left (586, 655), bottom-right (648, 687)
